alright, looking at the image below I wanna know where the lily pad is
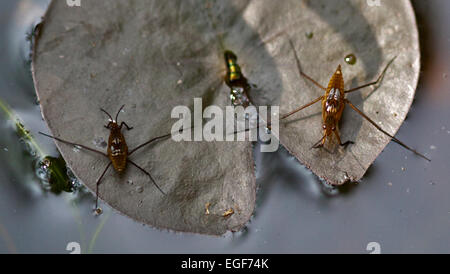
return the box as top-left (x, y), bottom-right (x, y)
top-left (270, 0), bottom-right (422, 185)
top-left (32, 0), bottom-right (284, 235)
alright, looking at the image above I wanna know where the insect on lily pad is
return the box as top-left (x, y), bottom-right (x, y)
top-left (32, 0), bottom-right (424, 234)
top-left (272, 0), bottom-right (425, 185)
top-left (39, 105), bottom-right (172, 212)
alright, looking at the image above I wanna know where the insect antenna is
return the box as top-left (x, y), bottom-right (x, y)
top-left (345, 99), bottom-right (430, 161)
top-left (38, 132), bottom-right (108, 157)
top-left (100, 108), bottom-right (114, 121)
top-left (115, 104), bottom-right (125, 122)
top-left (128, 160), bottom-right (166, 195)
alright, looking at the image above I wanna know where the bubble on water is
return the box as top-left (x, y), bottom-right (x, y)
top-left (344, 54), bottom-right (357, 65)
top-left (430, 145), bottom-right (437, 150)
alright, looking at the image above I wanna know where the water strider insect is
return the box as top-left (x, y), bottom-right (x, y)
top-left (39, 105), bottom-right (173, 211)
top-left (278, 40), bottom-right (430, 161)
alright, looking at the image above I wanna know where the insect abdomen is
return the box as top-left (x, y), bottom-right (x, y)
top-left (107, 131), bottom-right (128, 172)
top-left (224, 50), bottom-right (242, 83)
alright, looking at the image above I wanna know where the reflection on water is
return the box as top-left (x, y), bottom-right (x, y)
top-left (0, 0), bottom-right (449, 254)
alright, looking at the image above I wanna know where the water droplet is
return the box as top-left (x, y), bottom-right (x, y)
top-left (305, 31), bottom-right (313, 39)
top-left (136, 186), bottom-right (144, 193)
top-left (344, 54), bottom-right (357, 65)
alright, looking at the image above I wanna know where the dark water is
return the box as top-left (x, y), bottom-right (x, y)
top-left (1, 0), bottom-right (450, 253)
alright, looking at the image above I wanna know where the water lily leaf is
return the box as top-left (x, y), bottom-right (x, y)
top-left (32, 0), bottom-right (284, 235)
top-left (270, 0), bottom-right (422, 185)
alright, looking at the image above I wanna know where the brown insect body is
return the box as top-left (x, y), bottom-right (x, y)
top-left (318, 65), bottom-right (346, 148)
top-left (106, 122), bottom-right (128, 173)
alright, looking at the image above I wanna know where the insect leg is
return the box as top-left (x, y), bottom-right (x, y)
top-left (128, 160), bottom-right (166, 195)
top-left (232, 95), bottom-right (322, 134)
top-left (334, 130), bottom-right (354, 148)
top-left (128, 133), bottom-right (172, 156)
top-left (120, 122), bottom-right (134, 131)
top-left (345, 99), bottom-right (430, 161)
top-left (344, 56), bottom-right (397, 94)
top-left (288, 39), bottom-right (327, 91)
top-left (39, 132), bottom-right (108, 157)
top-left (95, 162), bottom-right (112, 209)
top-left (311, 134), bottom-right (327, 149)
top-left (280, 96), bottom-right (323, 120)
